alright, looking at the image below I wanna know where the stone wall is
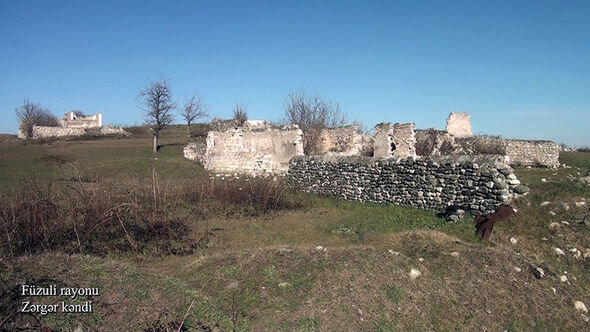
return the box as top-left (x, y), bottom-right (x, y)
top-left (30, 125), bottom-right (130, 139)
top-left (204, 125), bottom-right (304, 175)
top-left (446, 112), bottom-right (472, 137)
top-left (288, 155), bottom-right (528, 215)
top-left (374, 123), bottom-right (416, 159)
top-left (318, 125), bottom-right (373, 156)
top-left (183, 142), bottom-right (207, 164)
top-left (465, 137), bottom-right (560, 168)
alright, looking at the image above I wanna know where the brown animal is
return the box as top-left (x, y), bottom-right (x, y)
top-left (474, 204), bottom-right (517, 241)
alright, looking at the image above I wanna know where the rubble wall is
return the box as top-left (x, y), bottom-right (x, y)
top-left (288, 155), bottom-right (527, 215)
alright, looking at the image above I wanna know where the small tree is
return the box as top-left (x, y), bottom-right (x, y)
top-left (283, 89), bottom-right (347, 154)
top-left (232, 103), bottom-right (248, 126)
top-left (180, 94), bottom-right (208, 136)
top-left (138, 78), bottom-right (176, 153)
top-left (15, 99), bottom-right (59, 138)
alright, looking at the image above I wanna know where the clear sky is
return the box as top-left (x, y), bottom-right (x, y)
top-left (1, 1), bottom-right (589, 146)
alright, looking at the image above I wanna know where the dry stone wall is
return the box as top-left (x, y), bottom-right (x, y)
top-left (288, 155), bottom-right (528, 215)
top-left (31, 125), bottom-right (130, 139)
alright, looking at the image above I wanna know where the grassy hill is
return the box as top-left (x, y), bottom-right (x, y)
top-left (0, 129), bottom-right (589, 331)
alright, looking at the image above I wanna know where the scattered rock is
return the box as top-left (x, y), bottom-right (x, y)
top-left (418, 257), bottom-right (425, 262)
top-left (510, 237), bottom-right (518, 245)
top-left (541, 178), bottom-right (547, 182)
top-left (315, 245), bottom-right (327, 252)
top-left (532, 267), bottom-right (545, 279)
top-left (575, 301), bottom-right (588, 313)
top-left (550, 287), bottom-right (557, 295)
top-left (549, 211), bottom-right (557, 216)
top-left (554, 247), bottom-right (565, 256)
top-left (548, 222), bottom-right (561, 231)
top-left (513, 185), bottom-right (529, 194)
top-left (560, 275), bottom-right (568, 283)
top-left (450, 251), bottom-right (459, 257)
top-left (388, 250), bottom-right (400, 256)
top-left (514, 266), bottom-right (522, 272)
top-left (582, 314), bottom-right (590, 323)
top-left (409, 268), bottom-right (422, 280)
top-left (575, 201), bottom-right (587, 207)
top-left (540, 201), bottom-right (551, 207)
top-left (278, 282), bottom-right (290, 288)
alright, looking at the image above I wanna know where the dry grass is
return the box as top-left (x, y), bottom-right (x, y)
top-left (1, 135), bottom-right (589, 331)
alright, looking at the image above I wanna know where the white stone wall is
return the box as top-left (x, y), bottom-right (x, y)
top-left (446, 112), bottom-right (472, 138)
top-left (204, 126), bottom-right (304, 175)
top-left (374, 123), bottom-right (416, 159)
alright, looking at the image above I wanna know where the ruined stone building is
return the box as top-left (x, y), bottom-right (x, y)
top-left (185, 111), bottom-right (560, 175)
top-left (192, 121), bottom-right (304, 175)
top-left (18, 111), bottom-right (129, 139)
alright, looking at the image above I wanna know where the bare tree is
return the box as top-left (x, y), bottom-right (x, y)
top-left (138, 78), bottom-right (176, 153)
top-left (15, 99), bottom-right (59, 138)
top-left (283, 89), bottom-right (348, 154)
top-left (180, 94), bottom-right (208, 137)
top-left (232, 103), bottom-right (248, 126)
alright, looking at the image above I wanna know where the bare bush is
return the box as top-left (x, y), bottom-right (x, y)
top-left (283, 89), bottom-right (348, 154)
top-left (138, 78), bottom-right (176, 153)
top-left (232, 103), bottom-right (248, 126)
top-left (15, 100), bottom-right (59, 138)
top-left (181, 94), bottom-right (208, 136)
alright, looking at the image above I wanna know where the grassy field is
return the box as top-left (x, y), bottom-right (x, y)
top-left (1, 127), bottom-right (589, 331)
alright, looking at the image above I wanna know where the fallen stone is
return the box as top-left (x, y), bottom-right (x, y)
top-left (510, 237), bottom-right (518, 245)
top-left (532, 267), bottom-right (545, 279)
top-left (560, 275), bottom-right (568, 283)
top-left (450, 251), bottom-right (459, 257)
top-left (278, 282), bottom-right (290, 288)
top-left (575, 301), bottom-right (588, 313)
top-left (409, 268), bottom-right (422, 280)
top-left (513, 185), bottom-right (529, 194)
top-left (514, 266), bottom-right (522, 272)
top-left (548, 222), bottom-right (561, 231)
top-left (554, 247), bottom-right (565, 256)
top-left (388, 249), bottom-right (400, 256)
top-left (540, 201), bottom-right (551, 207)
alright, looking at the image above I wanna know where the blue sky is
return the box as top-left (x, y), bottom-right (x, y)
top-left (1, 1), bottom-right (588, 146)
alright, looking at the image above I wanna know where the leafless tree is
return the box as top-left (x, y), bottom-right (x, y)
top-left (180, 94), bottom-right (208, 136)
top-left (138, 78), bottom-right (176, 153)
top-left (15, 99), bottom-right (59, 138)
top-left (283, 89), bottom-right (348, 154)
top-left (232, 103), bottom-right (248, 126)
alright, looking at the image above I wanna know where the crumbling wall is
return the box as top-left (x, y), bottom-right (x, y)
top-left (204, 126), bottom-right (303, 175)
top-left (446, 112), bottom-right (472, 138)
top-left (373, 123), bottom-right (416, 159)
top-left (183, 142), bottom-right (207, 164)
top-left (288, 155), bottom-right (528, 215)
top-left (62, 111), bottom-right (102, 128)
top-left (457, 137), bottom-right (559, 168)
top-left (415, 129), bottom-right (461, 156)
top-left (318, 125), bottom-right (373, 156)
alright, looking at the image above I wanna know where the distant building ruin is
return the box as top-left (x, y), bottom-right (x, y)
top-left (18, 111), bottom-right (129, 139)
